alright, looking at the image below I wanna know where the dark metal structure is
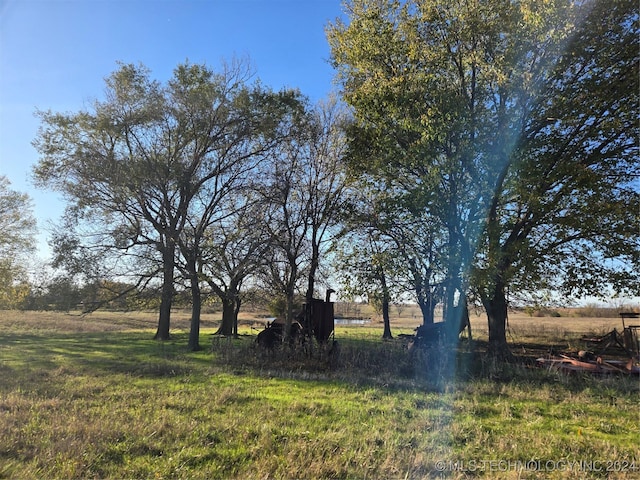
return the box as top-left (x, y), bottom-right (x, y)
top-left (620, 312), bottom-right (639, 359)
top-left (255, 319), bottom-right (304, 349)
top-left (303, 289), bottom-right (335, 344)
top-left (256, 289), bottom-right (335, 347)
top-left (580, 312), bottom-right (640, 359)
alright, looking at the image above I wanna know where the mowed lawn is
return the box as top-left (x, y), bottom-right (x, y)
top-left (0, 310), bottom-right (638, 479)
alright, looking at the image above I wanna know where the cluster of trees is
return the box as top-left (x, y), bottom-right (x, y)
top-left (327, 0), bottom-right (639, 353)
top-left (1, 0), bottom-right (636, 356)
top-left (32, 61), bottom-right (348, 351)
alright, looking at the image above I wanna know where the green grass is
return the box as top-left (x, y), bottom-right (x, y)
top-left (0, 313), bottom-right (638, 479)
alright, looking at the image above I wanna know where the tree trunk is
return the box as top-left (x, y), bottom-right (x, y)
top-left (187, 270), bottom-right (202, 351)
top-left (483, 280), bottom-right (510, 357)
top-left (382, 297), bottom-right (392, 339)
top-left (451, 292), bottom-right (471, 340)
top-left (217, 297), bottom-right (236, 336)
top-left (461, 297), bottom-right (472, 341)
top-left (413, 265), bottom-right (435, 325)
top-left (380, 270), bottom-right (392, 339)
top-left (154, 243), bottom-right (175, 341)
top-left (233, 296), bottom-right (241, 337)
top-left (214, 279), bottom-right (242, 337)
top-left (306, 241), bottom-right (319, 304)
top-left (417, 288), bottom-right (437, 325)
top-left (443, 284), bottom-right (453, 325)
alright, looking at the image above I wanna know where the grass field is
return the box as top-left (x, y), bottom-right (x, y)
top-left (0, 309), bottom-right (638, 479)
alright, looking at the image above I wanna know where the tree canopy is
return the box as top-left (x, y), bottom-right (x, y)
top-left (328, 0), bottom-right (639, 353)
top-left (26, 2), bottom-right (639, 355)
top-left (33, 61), bottom-right (310, 346)
top-left (32, 60), bottom-right (351, 346)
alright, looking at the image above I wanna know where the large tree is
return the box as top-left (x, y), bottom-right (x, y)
top-left (168, 67), bottom-right (306, 350)
top-left (328, 0), bottom-right (638, 354)
top-left (373, 201), bottom-right (446, 326)
top-left (475, 0), bottom-right (639, 351)
top-left (301, 97), bottom-right (350, 305)
top-left (337, 201), bottom-right (407, 339)
top-left (255, 97), bottom-right (349, 339)
top-left (328, 0), bottom-right (513, 336)
top-left (256, 124), bottom-right (312, 338)
top-left (201, 194), bottom-right (271, 337)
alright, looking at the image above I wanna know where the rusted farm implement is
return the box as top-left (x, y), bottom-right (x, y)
top-left (256, 289), bottom-right (336, 349)
top-left (537, 312), bottom-right (640, 375)
top-left (536, 354), bottom-right (639, 375)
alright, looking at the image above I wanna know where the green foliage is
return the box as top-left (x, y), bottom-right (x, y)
top-left (0, 264), bottom-right (30, 309)
top-left (328, 0), bottom-right (639, 349)
top-left (32, 60), bottom-right (311, 342)
top-left (0, 176), bottom-right (37, 308)
top-left (266, 295), bottom-right (303, 319)
top-left (491, 0), bottom-right (640, 300)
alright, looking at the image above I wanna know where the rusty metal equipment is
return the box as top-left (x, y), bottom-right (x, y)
top-left (539, 311), bottom-right (640, 375)
top-left (256, 319), bottom-right (304, 349)
top-left (581, 329), bottom-right (629, 356)
top-left (620, 312), bottom-right (640, 358)
top-left (256, 289), bottom-right (335, 347)
top-left (303, 289), bottom-right (335, 344)
top-left (580, 312), bottom-right (640, 359)
top-left (406, 316), bottom-right (469, 350)
top-left (536, 354), bottom-right (639, 375)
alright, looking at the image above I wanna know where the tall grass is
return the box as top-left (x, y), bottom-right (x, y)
top-left (0, 312), bottom-right (638, 479)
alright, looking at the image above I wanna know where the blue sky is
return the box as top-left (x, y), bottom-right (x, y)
top-left (0, 0), bottom-right (345, 256)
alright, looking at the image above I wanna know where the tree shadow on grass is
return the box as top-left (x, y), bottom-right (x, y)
top-left (1, 330), bottom-right (637, 397)
top-left (0, 330), bottom-right (213, 392)
top-left (212, 334), bottom-right (640, 397)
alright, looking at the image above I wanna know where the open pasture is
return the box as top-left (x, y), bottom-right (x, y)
top-left (0, 310), bottom-right (638, 479)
